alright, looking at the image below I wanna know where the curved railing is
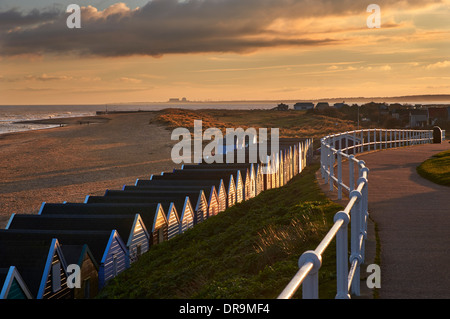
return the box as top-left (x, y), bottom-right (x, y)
top-left (278, 129), bottom-right (434, 299)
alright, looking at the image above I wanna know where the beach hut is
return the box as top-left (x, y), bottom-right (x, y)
top-left (262, 159), bottom-right (272, 191)
top-left (0, 229), bottom-right (128, 290)
top-left (41, 202), bottom-right (168, 247)
top-left (135, 179), bottom-right (228, 213)
top-left (156, 201), bottom-right (180, 240)
top-left (253, 163), bottom-right (264, 196)
top-left (170, 169), bottom-right (245, 203)
top-left (271, 151), bottom-right (281, 189)
top-left (124, 184), bottom-right (220, 219)
top-left (0, 266), bottom-right (33, 299)
top-left (7, 213), bottom-right (150, 264)
top-left (60, 244), bottom-right (99, 299)
top-left (280, 149), bottom-right (286, 186)
top-left (213, 141), bottom-right (281, 188)
top-left (148, 174), bottom-right (237, 209)
top-left (282, 148), bottom-right (290, 184)
top-left (291, 144), bottom-right (299, 176)
top-left (103, 189), bottom-right (208, 226)
top-left (0, 233), bottom-right (72, 299)
top-left (279, 138), bottom-right (307, 178)
top-left (148, 198), bottom-right (194, 236)
top-left (182, 163), bottom-right (257, 201)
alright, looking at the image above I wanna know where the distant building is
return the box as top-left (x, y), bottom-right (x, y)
top-left (169, 98), bottom-right (180, 103)
top-left (333, 102), bottom-right (347, 109)
top-left (316, 102), bottom-right (330, 110)
top-left (409, 109), bottom-right (428, 128)
top-left (294, 102), bottom-right (315, 110)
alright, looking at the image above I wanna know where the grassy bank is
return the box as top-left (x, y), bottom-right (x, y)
top-left (150, 108), bottom-right (356, 140)
top-left (98, 163), bottom-right (343, 299)
top-left (417, 149), bottom-right (450, 186)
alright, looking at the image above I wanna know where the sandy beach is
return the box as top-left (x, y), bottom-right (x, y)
top-left (0, 111), bottom-right (180, 228)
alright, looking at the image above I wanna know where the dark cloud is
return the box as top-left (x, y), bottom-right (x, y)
top-left (0, 0), bottom-right (443, 57)
top-left (0, 8), bottom-right (61, 28)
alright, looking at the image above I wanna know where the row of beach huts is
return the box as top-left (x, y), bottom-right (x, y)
top-left (0, 137), bottom-right (313, 299)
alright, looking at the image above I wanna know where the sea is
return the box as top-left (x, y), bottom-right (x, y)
top-left (0, 102), bottom-right (278, 135)
top-left (1, 99), bottom-right (449, 135)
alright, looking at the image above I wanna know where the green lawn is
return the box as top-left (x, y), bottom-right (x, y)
top-left (417, 150), bottom-right (450, 187)
top-left (97, 164), bottom-right (344, 299)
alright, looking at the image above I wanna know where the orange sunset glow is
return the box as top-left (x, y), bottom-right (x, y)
top-left (1, 0), bottom-right (450, 104)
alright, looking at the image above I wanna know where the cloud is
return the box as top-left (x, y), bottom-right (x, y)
top-left (25, 73), bottom-right (72, 81)
top-left (0, 0), bottom-right (444, 58)
top-left (119, 77), bottom-right (142, 84)
top-left (0, 7), bottom-right (61, 28)
top-left (426, 60), bottom-right (450, 70)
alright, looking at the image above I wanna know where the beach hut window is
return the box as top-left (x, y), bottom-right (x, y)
top-left (52, 262), bottom-right (61, 293)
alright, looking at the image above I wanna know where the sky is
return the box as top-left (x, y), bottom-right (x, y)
top-left (0, 0), bottom-right (450, 105)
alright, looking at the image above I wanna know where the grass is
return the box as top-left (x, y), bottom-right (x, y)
top-left (150, 108), bottom-right (356, 140)
top-left (417, 149), bottom-right (450, 186)
top-left (97, 163), bottom-right (344, 299)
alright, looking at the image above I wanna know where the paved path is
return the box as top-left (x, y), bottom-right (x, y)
top-left (354, 142), bottom-right (450, 299)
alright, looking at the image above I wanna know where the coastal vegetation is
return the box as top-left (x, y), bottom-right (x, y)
top-left (98, 163), bottom-right (343, 299)
top-left (417, 150), bottom-right (450, 186)
top-left (150, 108), bottom-right (356, 140)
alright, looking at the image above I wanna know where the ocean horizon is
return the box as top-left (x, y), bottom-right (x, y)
top-left (0, 102), bottom-right (279, 135)
top-left (1, 99), bottom-right (449, 135)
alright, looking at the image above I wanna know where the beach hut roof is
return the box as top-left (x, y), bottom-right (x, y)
top-left (7, 214), bottom-right (146, 250)
top-left (0, 229), bottom-right (126, 266)
top-left (0, 266), bottom-right (33, 299)
top-left (40, 202), bottom-right (163, 234)
top-left (0, 232), bottom-right (66, 299)
top-left (60, 244), bottom-right (99, 271)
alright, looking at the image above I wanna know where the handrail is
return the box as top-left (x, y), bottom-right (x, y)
top-left (278, 128), bottom-right (434, 299)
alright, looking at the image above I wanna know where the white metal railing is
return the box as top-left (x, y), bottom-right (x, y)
top-left (278, 128), bottom-right (434, 299)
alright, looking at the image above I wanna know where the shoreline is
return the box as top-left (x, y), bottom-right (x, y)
top-left (13, 115), bottom-right (110, 126)
top-left (0, 110), bottom-right (161, 138)
top-left (0, 111), bottom-right (179, 228)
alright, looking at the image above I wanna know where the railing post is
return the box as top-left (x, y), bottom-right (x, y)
top-left (373, 129), bottom-right (376, 150)
top-left (395, 130), bottom-right (398, 148)
top-left (368, 129), bottom-right (371, 151)
top-left (337, 151), bottom-right (343, 200)
top-left (349, 189), bottom-right (363, 296)
top-left (299, 251), bottom-right (322, 299)
top-left (380, 129), bottom-right (383, 149)
top-left (390, 130), bottom-right (392, 148)
top-left (329, 148), bottom-right (335, 191)
top-left (361, 175), bottom-right (369, 263)
top-left (334, 211), bottom-right (350, 299)
top-left (321, 140), bottom-right (326, 179)
top-left (349, 155), bottom-right (355, 192)
top-left (360, 130), bottom-right (364, 153)
top-left (358, 168), bottom-right (369, 263)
